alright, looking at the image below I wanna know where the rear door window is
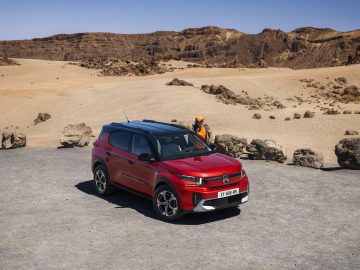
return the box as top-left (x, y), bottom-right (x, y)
top-left (109, 131), bottom-right (132, 151)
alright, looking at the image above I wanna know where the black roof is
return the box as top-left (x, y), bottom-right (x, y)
top-left (103, 120), bottom-right (190, 135)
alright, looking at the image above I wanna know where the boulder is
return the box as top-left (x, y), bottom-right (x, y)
top-left (166, 78), bottom-right (193, 86)
top-left (34, 112), bottom-right (51, 125)
top-left (246, 139), bottom-right (287, 163)
top-left (292, 149), bottom-right (324, 169)
top-left (1, 132), bottom-right (26, 149)
top-left (303, 110), bottom-right (314, 118)
top-left (214, 134), bottom-right (247, 158)
top-left (335, 138), bottom-right (360, 169)
top-left (342, 85), bottom-right (360, 97)
top-left (252, 113), bottom-right (262, 119)
top-left (345, 130), bottom-right (359, 135)
top-left (60, 123), bottom-right (92, 147)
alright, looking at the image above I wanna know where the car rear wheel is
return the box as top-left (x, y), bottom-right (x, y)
top-left (93, 165), bottom-right (115, 195)
top-left (153, 185), bottom-right (184, 221)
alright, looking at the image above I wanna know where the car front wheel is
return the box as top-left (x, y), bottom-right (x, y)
top-left (153, 185), bottom-right (184, 221)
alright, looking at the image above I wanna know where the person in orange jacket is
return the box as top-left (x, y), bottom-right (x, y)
top-left (192, 115), bottom-right (213, 144)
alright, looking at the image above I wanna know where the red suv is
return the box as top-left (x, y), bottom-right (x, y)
top-left (91, 120), bottom-right (249, 220)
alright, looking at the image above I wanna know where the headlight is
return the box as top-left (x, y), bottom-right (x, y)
top-left (240, 169), bottom-right (246, 178)
top-left (176, 174), bottom-right (203, 186)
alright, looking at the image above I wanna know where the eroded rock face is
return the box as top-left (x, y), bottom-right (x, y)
top-left (166, 78), bottom-right (193, 86)
top-left (34, 113), bottom-right (51, 125)
top-left (292, 148), bottom-right (324, 169)
top-left (60, 123), bottom-right (92, 147)
top-left (246, 139), bottom-right (287, 163)
top-left (335, 138), bottom-right (360, 169)
top-left (1, 132), bottom-right (26, 149)
top-left (214, 134), bottom-right (247, 158)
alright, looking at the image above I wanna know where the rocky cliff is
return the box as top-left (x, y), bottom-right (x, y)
top-left (1, 26), bottom-right (359, 69)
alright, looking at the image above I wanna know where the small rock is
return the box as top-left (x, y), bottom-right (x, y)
top-left (292, 149), bottom-right (324, 169)
top-left (166, 78), bottom-right (193, 86)
top-left (269, 115), bottom-right (276, 119)
top-left (343, 110), bottom-right (352, 114)
top-left (34, 112), bottom-right (51, 125)
top-left (285, 117), bottom-right (291, 121)
top-left (345, 130), bottom-right (359, 135)
top-left (252, 113), bottom-right (262, 119)
top-left (303, 110), bottom-right (314, 118)
top-left (294, 113), bottom-right (301, 119)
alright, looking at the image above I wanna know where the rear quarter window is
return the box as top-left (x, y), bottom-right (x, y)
top-left (109, 131), bottom-right (132, 151)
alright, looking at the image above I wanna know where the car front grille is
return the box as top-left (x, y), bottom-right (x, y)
top-left (207, 181), bottom-right (239, 190)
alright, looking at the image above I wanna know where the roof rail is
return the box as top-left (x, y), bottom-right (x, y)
top-left (110, 122), bottom-right (150, 134)
top-left (142, 119), bottom-right (189, 130)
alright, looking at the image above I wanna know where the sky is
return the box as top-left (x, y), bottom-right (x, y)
top-left (0, 0), bottom-right (359, 40)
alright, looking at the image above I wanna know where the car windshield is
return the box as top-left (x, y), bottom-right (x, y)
top-left (154, 133), bottom-right (212, 160)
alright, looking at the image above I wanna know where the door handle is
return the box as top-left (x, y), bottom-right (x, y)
top-left (105, 151), bottom-right (111, 157)
top-left (128, 160), bottom-right (134, 165)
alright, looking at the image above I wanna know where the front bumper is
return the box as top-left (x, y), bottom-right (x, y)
top-left (194, 191), bottom-right (248, 212)
top-left (175, 175), bottom-right (249, 212)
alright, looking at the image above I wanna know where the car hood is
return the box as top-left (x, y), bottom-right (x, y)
top-left (161, 153), bottom-right (242, 177)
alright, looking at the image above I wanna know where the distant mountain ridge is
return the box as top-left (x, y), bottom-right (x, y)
top-left (0, 26), bottom-right (359, 69)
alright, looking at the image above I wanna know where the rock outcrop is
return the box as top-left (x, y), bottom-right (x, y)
top-left (60, 123), bottom-right (92, 147)
top-left (0, 56), bottom-right (18, 66)
top-left (335, 138), bottom-right (360, 169)
top-left (214, 134), bottom-right (247, 158)
top-left (246, 139), bottom-right (287, 163)
top-left (1, 132), bottom-right (26, 149)
top-left (34, 112), bottom-right (51, 125)
top-left (78, 58), bottom-right (167, 76)
top-left (292, 149), bottom-right (324, 169)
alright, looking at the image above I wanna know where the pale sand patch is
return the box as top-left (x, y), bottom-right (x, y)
top-left (1, 59), bottom-right (359, 166)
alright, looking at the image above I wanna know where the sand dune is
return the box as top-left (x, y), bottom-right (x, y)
top-left (1, 59), bottom-right (359, 166)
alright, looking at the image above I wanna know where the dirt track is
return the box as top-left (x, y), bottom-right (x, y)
top-left (0, 148), bottom-right (359, 270)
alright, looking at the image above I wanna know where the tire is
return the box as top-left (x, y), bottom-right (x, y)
top-left (93, 164), bottom-right (115, 195)
top-left (153, 184), bottom-right (184, 221)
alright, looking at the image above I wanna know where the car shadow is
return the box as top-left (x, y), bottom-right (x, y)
top-left (75, 180), bottom-right (241, 225)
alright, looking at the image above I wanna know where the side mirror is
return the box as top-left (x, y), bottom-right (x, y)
top-left (138, 153), bottom-right (153, 161)
top-left (209, 143), bottom-right (217, 151)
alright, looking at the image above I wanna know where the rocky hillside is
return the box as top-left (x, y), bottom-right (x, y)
top-left (1, 26), bottom-right (359, 69)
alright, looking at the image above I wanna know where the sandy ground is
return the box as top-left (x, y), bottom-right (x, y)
top-left (1, 59), bottom-right (360, 166)
top-left (0, 148), bottom-right (359, 270)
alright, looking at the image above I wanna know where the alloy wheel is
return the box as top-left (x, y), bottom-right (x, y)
top-left (95, 169), bottom-right (106, 193)
top-left (156, 190), bottom-right (178, 217)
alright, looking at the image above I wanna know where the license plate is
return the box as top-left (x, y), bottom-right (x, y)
top-left (218, 188), bottom-right (239, 199)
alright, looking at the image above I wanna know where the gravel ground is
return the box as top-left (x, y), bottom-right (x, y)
top-left (0, 148), bottom-right (359, 270)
